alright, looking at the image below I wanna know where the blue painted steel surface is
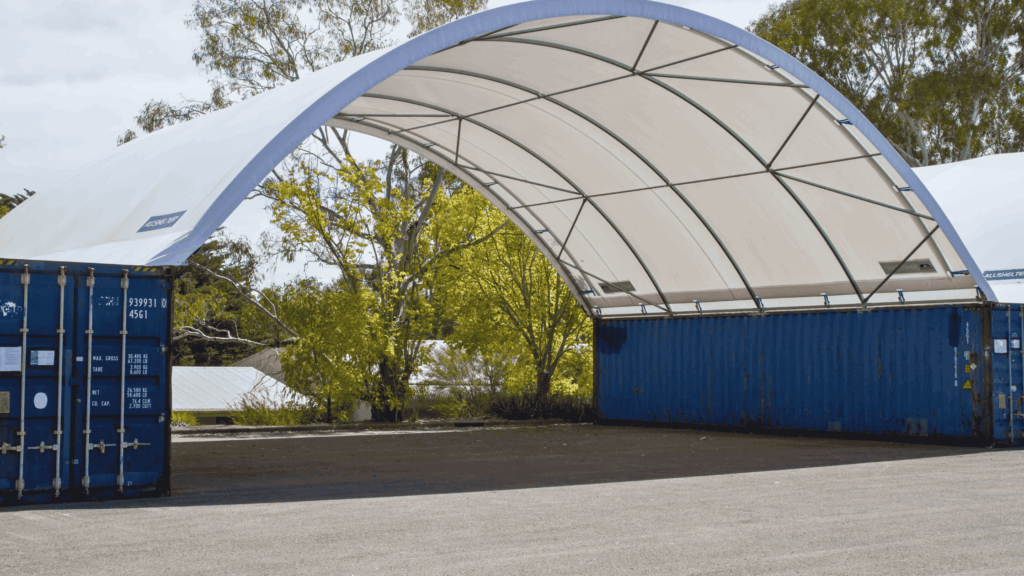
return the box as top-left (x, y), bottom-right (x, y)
top-left (595, 306), bottom-right (1006, 443)
top-left (989, 305), bottom-right (1024, 444)
top-left (0, 261), bottom-right (171, 505)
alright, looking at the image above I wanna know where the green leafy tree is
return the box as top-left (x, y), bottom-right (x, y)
top-left (173, 232), bottom-right (293, 365)
top-left (446, 211), bottom-right (591, 399)
top-left (750, 0), bottom-right (1024, 165)
top-left (267, 154), bottom-right (503, 420)
top-left (276, 277), bottom-right (369, 420)
top-left (403, 0), bottom-right (487, 37)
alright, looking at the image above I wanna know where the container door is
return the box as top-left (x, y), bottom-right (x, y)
top-left (0, 266), bottom-right (74, 503)
top-left (74, 269), bottom-right (169, 495)
top-left (989, 305), bottom-right (1024, 446)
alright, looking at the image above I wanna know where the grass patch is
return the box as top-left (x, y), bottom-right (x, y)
top-left (171, 411), bottom-right (200, 426)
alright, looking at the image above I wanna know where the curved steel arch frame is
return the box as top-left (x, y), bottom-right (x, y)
top-left (148, 0), bottom-right (995, 304)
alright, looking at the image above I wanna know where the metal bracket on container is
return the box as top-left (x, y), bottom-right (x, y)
top-left (88, 439), bottom-right (115, 454)
top-left (123, 439), bottom-right (150, 450)
top-left (822, 293), bottom-right (831, 307)
top-left (694, 300), bottom-right (703, 314)
top-left (28, 442), bottom-right (58, 453)
top-left (897, 289), bottom-right (905, 304)
top-left (0, 442), bottom-right (22, 454)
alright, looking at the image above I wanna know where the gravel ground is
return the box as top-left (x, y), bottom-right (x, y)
top-left (2, 424), bottom-right (1020, 575)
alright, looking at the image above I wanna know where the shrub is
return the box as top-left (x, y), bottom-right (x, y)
top-left (230, 385), bottom-right (317, 426)
top-left (171, 411), bottom-right (199, 426)
top-left (411, 383), bottom-right (492, 419)
top-left (486, 390), bottom-right (596, 423)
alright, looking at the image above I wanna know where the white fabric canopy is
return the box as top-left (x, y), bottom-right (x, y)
top-left (0, 0), bottom-right (1000, 316)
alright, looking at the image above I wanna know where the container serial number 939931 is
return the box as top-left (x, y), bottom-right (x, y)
top-left (128, 297), bottom-right (164, 308)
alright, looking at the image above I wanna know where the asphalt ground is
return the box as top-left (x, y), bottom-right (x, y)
top-left (2, 424), bottom-right (1022, 575)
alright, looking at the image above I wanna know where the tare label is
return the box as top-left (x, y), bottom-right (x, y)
top-left (81, 346), bottom-right (161, 376)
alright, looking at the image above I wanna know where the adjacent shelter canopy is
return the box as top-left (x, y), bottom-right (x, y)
top-left (0, 0), bottom-right (1001, 316)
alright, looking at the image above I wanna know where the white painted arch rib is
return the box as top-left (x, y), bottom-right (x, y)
top-left (0, 0), bottom-right (994, 316)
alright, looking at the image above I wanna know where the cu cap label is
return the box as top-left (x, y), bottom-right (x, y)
top-left (138, 211), bottom-right (186, 233)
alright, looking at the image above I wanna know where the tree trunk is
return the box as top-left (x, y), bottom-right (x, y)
top-left (371, 361), bottom-right (406, 422)
top-left (536, 370), bottom-right (553, 399)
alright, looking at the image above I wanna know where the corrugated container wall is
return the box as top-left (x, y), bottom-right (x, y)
top-left (595, 305), bottom-right (1024, 445)
top-left (0, 261), bottom-right (172, 505)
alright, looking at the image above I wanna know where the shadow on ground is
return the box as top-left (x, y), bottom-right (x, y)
top-left (14, 424), bottom-right (988, 510)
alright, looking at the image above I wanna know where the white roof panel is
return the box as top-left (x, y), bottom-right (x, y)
top-left (172, 366), bottom-right (299, 412)
top-left (0, 0), bottom-right (1001, 315)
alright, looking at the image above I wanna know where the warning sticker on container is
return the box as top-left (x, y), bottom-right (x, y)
top-left (137, 211), bottom-right (186, 233)
top-left (30, 350), bottom-right (54, 367)
top-left (0, 347), bottom-right (20, 372)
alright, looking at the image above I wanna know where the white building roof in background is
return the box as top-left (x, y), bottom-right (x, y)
top-left (0, 0), bottom-right (1011, 313)
top-left (915, 152), bottom-right (1024, 305)
top-left (172, 366), bottom-right (299, 412)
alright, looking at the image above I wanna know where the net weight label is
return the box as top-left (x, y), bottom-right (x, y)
top-left (127, 387), bottom-right (151, 410)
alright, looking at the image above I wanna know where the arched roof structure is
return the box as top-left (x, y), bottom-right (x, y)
top-left (0, 0), bottom-right (997, 316)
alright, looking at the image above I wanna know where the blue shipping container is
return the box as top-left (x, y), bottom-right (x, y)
top-left (0, 261), bottom-right (172, 505)
top-left (595, 305), bottom-right (1024, 445)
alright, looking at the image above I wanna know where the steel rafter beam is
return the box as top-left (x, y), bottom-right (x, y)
top-left (336, 113), bottom-right (451, 118)
top-left (328, 114), bottom-right (600, 314)
top-left (405, 64), bottom-right (762, 307)
top-left (773, 152), bottom-right (882, 173)
top-left (644, 73), bottom-right (809, 88)
top-left (774, 173), bottom-right (935, 220)
top-left (512, 170), bottom-right (769, 210)
top-left (631, 20), bottom-right (659, 72)
top-left (454, 163), bottom-right (580, 195)
top-left (361, 92), bottom-right (676, 315)
top-left (768, 95), bottom-right (820, 168)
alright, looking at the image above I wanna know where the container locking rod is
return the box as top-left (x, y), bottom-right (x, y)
top-left (16, 265), bottom-right (29, 499)
top-left (54, 266), bottom-right (66, 496)
top-left (117, 269), bottom-right (129, 493)
top-left (83, 268), bottom-right (95, 494)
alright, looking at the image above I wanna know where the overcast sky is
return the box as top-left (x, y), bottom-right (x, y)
top-left (0, 0), bottom-right (773, 284)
